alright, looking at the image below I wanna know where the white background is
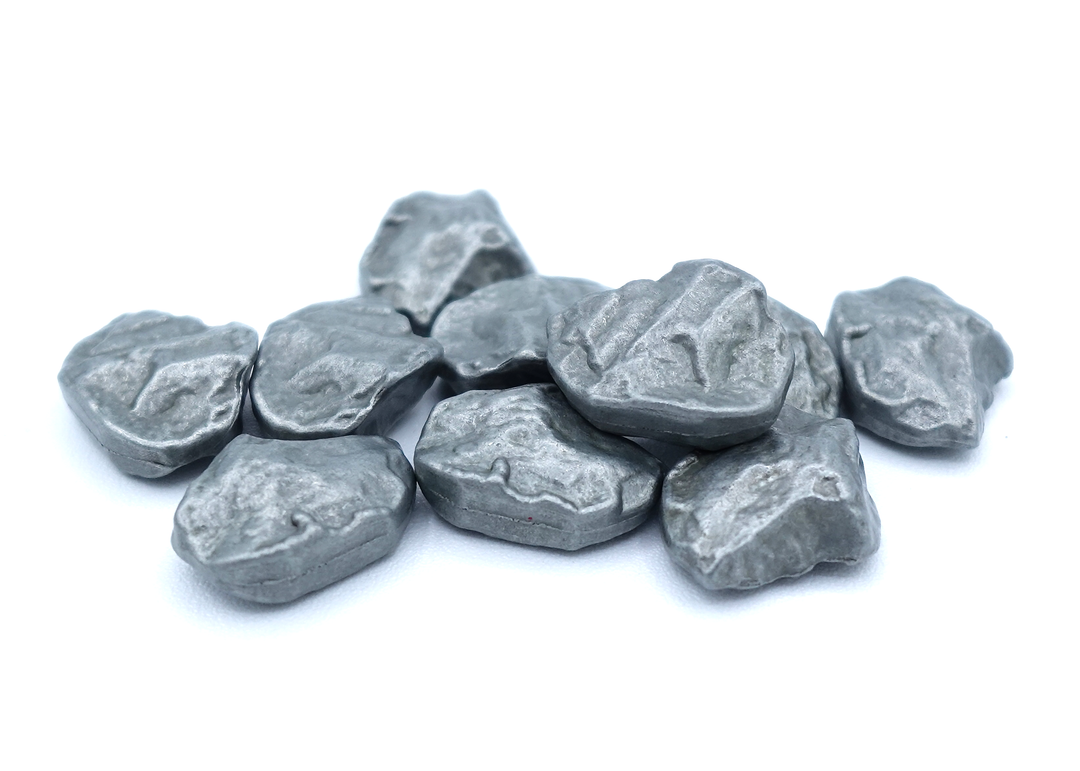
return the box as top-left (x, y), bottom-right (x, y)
top-left (2, 2), bottom-right (1077, 768)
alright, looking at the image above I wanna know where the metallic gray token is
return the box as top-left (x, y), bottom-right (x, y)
top-left (825, 277), bottom-right (1013, 448)
top-left (547, 260), bottom-right (795, 450)
top-left (414, 384), bottom-right (663, 551)
top-left (432, 274), bottom-right (606, 392)
top-left (172, 434), bottom-right (415, 604)
top-left (360, 190), bottom-right (535, 334)
top-left (58, 311), bottom-right (258, 478)
top-left (768, 297), bottom-right (843, 419)
top-left (662, 406), bottom-right (880, 591)
top-left (249, 297), bottom-right (442, 439)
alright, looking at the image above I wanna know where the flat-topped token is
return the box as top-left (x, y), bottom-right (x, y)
top-left (414, 384), bottom-right (662, 551)
top-left (250, 297), bottom-right (442, 439)
top-left (58, 311), bottom-right (258, 477)
top-left (172, 435), bottom-right (416, 603)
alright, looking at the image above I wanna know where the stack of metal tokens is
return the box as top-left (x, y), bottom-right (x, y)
top-left (58, 190), bottom-right (1014, 603)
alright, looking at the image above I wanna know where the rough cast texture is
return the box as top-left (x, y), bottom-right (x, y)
top-left (249, 297), bottom-right (442, 439)
top-left (58, 311), bottom-right (258, 477)
top-left (414, 384), bottom-right (663, 550)
top-left (768, 298), bottom-right (842, 419)
top-left (432, 274), bottom-right (606, 392)
top-left (662, 406), bottom-right (880, 590)
top-left (172, 435), bottom-right (415, 603)
top-left (547, 260), bottom-right (794, 450)
top-left (360, 190), bottom-right (534, 334)
top-left (825, 277), bottom-right (1013, 448)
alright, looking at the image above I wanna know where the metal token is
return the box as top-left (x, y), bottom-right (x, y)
top-left (58, 311), bottom-right (258, 477)
top-left (547, 260), bottom-right (794, 450)
top-left (768, 297), bottom-right (842, 419)
top-left (360, 190), bottom-right (534, 334)
top-left (662, 407), bottom-right (880, 590)
top-left (432, 274), bottom-right (606, 392)
top-left (172, 435), bottom-right (415, 603)
top-left (414, 384), bottom-right (662, 550)
top-left (825, 277), bottom-right (1013, 448)
top-left (250, 297), bottom-right (442, 439)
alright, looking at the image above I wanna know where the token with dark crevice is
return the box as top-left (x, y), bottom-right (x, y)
top-left (360, 190), bottom-right (534, 334)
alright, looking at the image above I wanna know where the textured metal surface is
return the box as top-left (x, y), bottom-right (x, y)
top-left (662, 406), bottom-right (880, 591)
top-left (432, 274), bottom-right (606, 392)
top-left (58, 311), bottom-right (258, 478)
top-left (360, 190), bottom-right (534, 334)
top-left (172, 434), bottom-right (415, 603)
top-left (414, 384), bottom-right (662, 550)
top-left (825, 277), bottom-right (1013, 448)
top-left (249, 297), bottom-right (442, 439)
top-left (547, 260), bottom-right (794, 450)
top-left (768, 298), bottom-right (842, 419)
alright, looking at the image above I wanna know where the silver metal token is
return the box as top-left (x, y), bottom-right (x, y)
top-left (414, 384), bottom-right (662, 550)
top-left (662, 406), bottom-right (880, 590)
top-left (768, 297), bottom-right (842, 419)
top-left (360, 190), bottom-right (534, 334)
top-left (58, 311), bottom-right (258, 477)
top-left (172, 434), bottom-right (415, 603)
top-left (547, 260), bottom-right (794, 450)
top-left (432, 274), bottom-right (606, 392)
top-left (249, 297), bottom-right (442, 439)
top-left (825, 277), bottom-right (1013, 448)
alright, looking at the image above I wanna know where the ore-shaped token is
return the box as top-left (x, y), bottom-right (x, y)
top-left (825, 277), bottom-right (1013, 448)
top-left (662, 406), bottom-right (880, 591)
top-left (432, 274), bottom-right (606, 392)
top-left (172, 435), bottom-right (415, 603)
top-left (360, 190), bottom-right (534, 334)
top-left (249, 297), bottom-right (442, 439)
top-left (768, 298), bottom-right (843, 419)
top-left (547, 260), bottom-right (794, 450)
top-left (58, 311), bottom-right (258, 478)
top-left (414, 384), bottom-right (662, 550)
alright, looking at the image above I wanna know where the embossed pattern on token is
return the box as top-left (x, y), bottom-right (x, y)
top-left (414, 384), bottom-right (662, 550)
top-left (547, 259), bottom-right (794, 450)
top-left (432, 274), bottom-right (606, 392)
top-left (768, 298), bottom-right (842, 419)
top-left (249, 297), bottom-right (442, 439)
top-left (360, 190), bottom-right (534, 334)
top-left (172, 435), bottom-right (415, 603)
top-left (825, 277), bottom-right (1013, 448)
top-left (58, 311), bottom-right (258, 477)
top-left (662, 406), bottom-right (880, 590)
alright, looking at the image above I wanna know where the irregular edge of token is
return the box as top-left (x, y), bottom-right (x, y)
top-left (767, 297), bottom-right (843, 419)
